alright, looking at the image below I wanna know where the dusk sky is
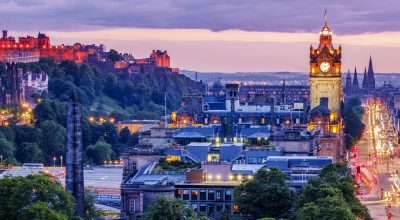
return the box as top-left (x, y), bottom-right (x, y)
top-left (2, 0), bottom-right (400, 72)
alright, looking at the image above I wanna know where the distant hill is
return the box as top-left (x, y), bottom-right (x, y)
top-left (181, 70), bottom-right (400, 86)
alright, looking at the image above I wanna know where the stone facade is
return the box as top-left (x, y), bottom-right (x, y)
top-left (65, 91), bottom-right (85, 217)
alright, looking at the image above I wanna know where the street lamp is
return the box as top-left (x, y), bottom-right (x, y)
top-left (53, 156), bottom-right (56, 167)
top-left (0, 155), bottom-right (2, 165)
top-left (60, 155), bottom-right (63, 167)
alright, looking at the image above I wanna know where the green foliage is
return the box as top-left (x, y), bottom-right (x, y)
top-left (86, 140), bottom-right (113, 164)
top-left (233, 168), bottom-right (295, 219)
top-left (0, 138), bottom-right (15, 160)
top-left (296, 163), bottom-right (372, 220)
top-left (19, 201), bottom-right (68, 220)
top-left (108, 49), bottom-right (121, 62)
top-left (343, 98), bottom-right (365, 150)
top-left (155, 158), bottom-right (200, 171)
top-left (0, 174), bottom-right (75, 220)
top-left (38, 120), bottom-right (66, 161)
top-left (142, 195), bottom-right (209, 220)
top-left (15, 142), bottom-right (43, 163)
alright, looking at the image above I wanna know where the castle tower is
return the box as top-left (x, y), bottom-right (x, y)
top-left (345, 69), bottom-right (352, 96)
top-left (65, 91), bottom-right (85, 218)
top-left (352, 67), bottom-right (359, 94)
top-left (367, 56), bottom-right (375, 90)
top-left (309, 18), bottom-right (342, 115)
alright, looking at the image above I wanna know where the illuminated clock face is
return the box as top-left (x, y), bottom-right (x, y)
top-left (320, 62), bottom-right (330, 73)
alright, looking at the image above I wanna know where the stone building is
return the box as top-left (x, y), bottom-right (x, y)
top-left (0, 63), bottom-right (24, 106)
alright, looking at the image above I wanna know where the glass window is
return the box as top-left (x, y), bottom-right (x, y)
top-left (129, 199), bottom-right (135, 212)
top-left (225, 189), bottom-right (232, 201)
top-left (233, 204), bottom-right (239, 214)
top-left (183, 189), bottom-right (189, 200)
top-left (175, 189), bottom-right (181, 198)
top-left (200, 189), bottom-right (206, 200)
top-left (199, 203), bottom-right (206, 212)
top-left (191, 203), bottom-right (198, 212)
top-left (216, 190), bottom-right (222, 200)
top-left (216, 204), bottom-right (223, 212)
top-left (207, 203), bottom-right (214, 215)
top-left (208, 190), bottom-right (215, 200)
top-left (191, 190), bottom-right (198, 201)
top-left (225, 204), bottom-right (231, 212)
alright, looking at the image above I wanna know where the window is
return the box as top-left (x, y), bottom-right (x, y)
top-left (129, 199), bottom-right (136, 212)
top-left (200, 189), bottom-right (206, 200)
top-left (199, 203), bottom-right (206, 212)
top-left (225, 204), bottom-right (231, 212)
top-left (207, 203), bottom-right (214, 214)
top-left (216, 204), bottom-right (223, 212)
top-left (191, 203), bottom-right (198, 212)
top-left (208, 190), bottom-right (215, 200)
top-left (233, 204), bottom-right (239, 214)
top-left (183, 189), bottom-right (189, 200)
top-left (175, 189), bottom-right (181, 198)
top-left (216, 190), bottom-right (222, 200)
top-left (225, 189), bottom-right (232, 201)
top-left (191, 190), bottom-right (198, 201)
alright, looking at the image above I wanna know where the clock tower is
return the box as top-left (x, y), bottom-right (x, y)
top-left (309, 19), bottom-right (342, 115)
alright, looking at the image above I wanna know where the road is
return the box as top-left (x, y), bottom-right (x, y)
top-left (352, 98), bottom-right (400, 219)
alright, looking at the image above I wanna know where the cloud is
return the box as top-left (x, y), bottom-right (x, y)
top-left (0, 0), bottom-right (398, 34)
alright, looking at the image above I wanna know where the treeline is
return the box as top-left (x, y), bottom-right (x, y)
top-left (343, 98), bottom-right (365, 150)
top-left (143, 164), bottom-right (371, 220)
top-left (0, 100), bottom-right (138, 165)
top-left (0, 58), bottom-right (203, 165)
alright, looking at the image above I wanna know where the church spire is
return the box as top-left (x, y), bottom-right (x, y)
top-left (362, 66), bottom-right (367, 89)
top-left (367, 56), bottom-right (375, 90)
top-left (352, 67), bottom-right (359, 89)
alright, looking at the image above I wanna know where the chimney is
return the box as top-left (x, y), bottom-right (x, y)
top-left (2, 30), bottom-right (7, 38)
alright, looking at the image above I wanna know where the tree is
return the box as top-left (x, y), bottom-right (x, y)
top-left (108, 49), bottom-right (120, 62)
top-left (0, 138), bottom-right (14, 160)
top-left (142, 195), bottom-right (209, 220)
top-left (19, 201), bottom-right (68, 220)
top-left (15, 142), bottom-right (43, 163)
top-left (118, 127), bottom-right (131, 144)
top-left (0, 174), bottom-right (75, 220)
top-left (233, 168), bottom-right (295, 219)
top-left (297, 195), bottom-right (356, 220)
top-left (343, 97), bottom-right (365, 150)
top-left (296, 163), bottom-right (372, 220)
top-left (85, 139), bottom-right (112, 164)
top-left (38, 120), bottom-right (66, 163)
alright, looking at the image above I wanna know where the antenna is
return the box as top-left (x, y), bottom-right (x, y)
top-left (324, 9), bottom-right (328, 22)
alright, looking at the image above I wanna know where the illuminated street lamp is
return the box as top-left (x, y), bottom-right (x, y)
top-left (60, 155), bottom-right (63, 167)
top-left (89, 117), bottom-right (95, 123)
top-left (53, 156), bottom-right (56, 167)
top-left (0, 155), bottom-right (2, 165)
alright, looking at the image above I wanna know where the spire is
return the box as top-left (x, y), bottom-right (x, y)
top-left (362, 67), bottom-right (367, 89)
top-left (352, 67), bottom-right (359, 89)
top-left (368, 56), bottom-right (374, 76)
top-left (367, 55), bottom-right (375, 90)
top-left (345, 69), bottom-right (352, 95)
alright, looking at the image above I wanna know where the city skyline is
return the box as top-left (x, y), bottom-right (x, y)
top-left (2, 0), bottom-right (400, 72)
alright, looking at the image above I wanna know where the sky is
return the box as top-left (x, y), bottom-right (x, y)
top-left (1, 0), bottom-right (400, 73)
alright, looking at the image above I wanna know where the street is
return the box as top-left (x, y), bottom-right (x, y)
top-left (352, 98), bottom-right (400, 219)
